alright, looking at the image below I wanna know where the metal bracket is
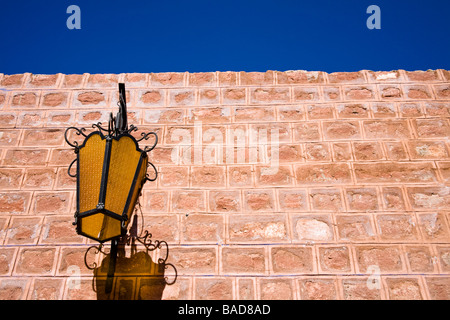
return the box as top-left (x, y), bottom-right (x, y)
top-left (116, 83), bottom-right (128, 135)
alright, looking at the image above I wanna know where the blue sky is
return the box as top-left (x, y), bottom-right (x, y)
top-left (0, 0), bottom-right (448, 74)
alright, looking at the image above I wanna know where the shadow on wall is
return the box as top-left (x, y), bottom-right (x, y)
top-left (85, 234), bottom-right (177, 300)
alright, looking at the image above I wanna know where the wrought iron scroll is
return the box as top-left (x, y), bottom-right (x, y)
top-left (84, 244), bottom-right (109, 271)
top-left (68, 158), bottom-right (77, 178)
top-left (64, 126), bottom-right (86, 180)
top-left (145, 162), bottom-right (158, 182)
top-left (64, 126), bottom-right (87, 150)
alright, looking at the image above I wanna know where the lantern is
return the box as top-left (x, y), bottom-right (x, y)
top-left (65, 83), bottom-right (158, 293)
top-left (65, 83), bottom-right (157, 243)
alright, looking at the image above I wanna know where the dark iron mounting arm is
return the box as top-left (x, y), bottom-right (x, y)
top-left (115, 83), bottom-right (128, 135)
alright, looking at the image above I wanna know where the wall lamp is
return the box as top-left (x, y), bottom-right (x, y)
top-left (65, 83), bottom-right (158, 292)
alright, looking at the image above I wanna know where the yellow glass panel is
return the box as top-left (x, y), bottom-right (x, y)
top-left (80, 213), bottom-right (122, 241)
top-left (105, 136), bottom-right (141, 215)
top-left (124, 156), bottom-right (148, 228)
top-left (79, 133), bottom-right (105, 213)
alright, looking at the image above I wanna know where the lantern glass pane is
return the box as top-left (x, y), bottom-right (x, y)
top-left (124, 157), bottom-right (148, 228)
top-left (78, 133), bottom-right (106, 213)
top-left (80, 213), bottom-right (122, 241)
top-left (104, 136), bottom-right (142, 215)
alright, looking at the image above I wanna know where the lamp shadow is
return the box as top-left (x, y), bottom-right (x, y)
top-left (86, 236), bottom-right (177, 300)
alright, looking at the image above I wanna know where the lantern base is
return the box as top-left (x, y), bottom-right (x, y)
top-left (75, 209), bottom-right (127, 243)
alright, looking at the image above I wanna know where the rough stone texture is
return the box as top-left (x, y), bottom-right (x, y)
top-left (0, 69), bottom-right (449, 300)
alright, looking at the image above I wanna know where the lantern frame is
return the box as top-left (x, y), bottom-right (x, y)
top-left (75, 131), bottom-right (153, 242)
top-left (65, 83), bottom-right (158, 243)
